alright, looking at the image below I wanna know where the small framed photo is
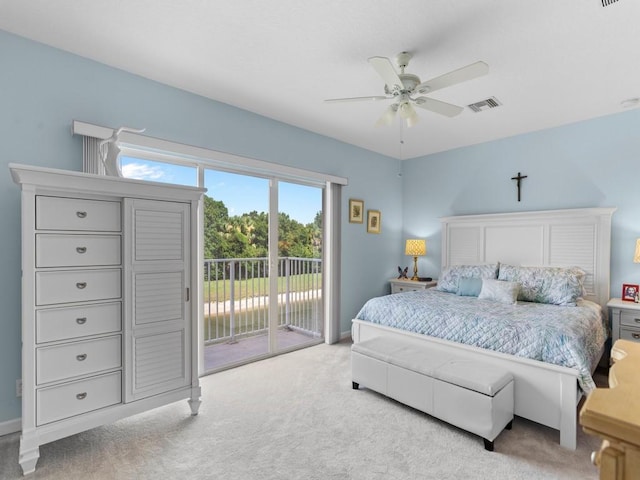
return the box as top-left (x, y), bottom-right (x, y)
top-left (622, 283), bottom-right (639, 302)
top-left (349, 199), bottom-right (364, 223)
top-left (367, 210), bottom-right (381, 234)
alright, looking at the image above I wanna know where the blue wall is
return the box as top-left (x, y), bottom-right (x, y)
top-left (401, 109), bottom-right (640, 294)
top-left (0, 30), bottom-right (402, 424)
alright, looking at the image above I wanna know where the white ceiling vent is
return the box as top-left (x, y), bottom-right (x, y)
top-left (468, 97), bottom-right (501, 113)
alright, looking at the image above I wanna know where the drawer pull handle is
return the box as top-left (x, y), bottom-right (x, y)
top-left (76, 282), bottom-right (87, 290)
top-left (76, 317), bottom-right (87, 325)
top-left (76, 247), bottom-right (87, 254)
top-left (76, 211), bottom-right (87, 218)
top-left (635, 318), bottom-right (640, 323)
top-left (76, 354), bottom-right (87, 361)
top-left (76, 392), bottom-right (87, 400)
top-left (633, 333), bottom-right (640, 340)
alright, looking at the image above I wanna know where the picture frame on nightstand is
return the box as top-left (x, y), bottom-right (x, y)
top-left (622, 283), bottom-right (639, 302)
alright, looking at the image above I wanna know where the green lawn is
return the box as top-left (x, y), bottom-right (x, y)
top-left (203, 273), bottom-right (321, 302)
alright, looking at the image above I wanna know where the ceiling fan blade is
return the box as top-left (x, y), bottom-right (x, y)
top-left (415, 61), bottom-right (489, 94)
top-left (324, 95), bottom-right (390, 103)
top-left (375, 104), bottom-right (398, 127)
top-left (413, 97), bottom-right (464, 117)
top-left (368, 56), bottom-right (403, 92)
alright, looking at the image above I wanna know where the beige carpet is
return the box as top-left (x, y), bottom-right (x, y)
top-left (0, 341), bottom-right (602, 479)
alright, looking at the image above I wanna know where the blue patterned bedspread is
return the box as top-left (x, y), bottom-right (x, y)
top-left (354, 289), bottom-right (606, 393)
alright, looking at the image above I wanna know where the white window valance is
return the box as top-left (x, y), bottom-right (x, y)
top-left (72, 120), bottom-right (348, 187)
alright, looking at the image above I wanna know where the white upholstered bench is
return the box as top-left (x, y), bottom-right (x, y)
top-left (351, 336), bottom-right (514, 451)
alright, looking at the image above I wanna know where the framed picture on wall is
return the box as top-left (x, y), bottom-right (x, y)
top-left (367, 210), bottom-right (381, 234)
top-left (349, 199), bottom-right (364, 223)
top-left (622, 283), bottom-right (639, 302)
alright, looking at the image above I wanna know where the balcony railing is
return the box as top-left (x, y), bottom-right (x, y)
top-left (203, 257), bottom-right (322, 344)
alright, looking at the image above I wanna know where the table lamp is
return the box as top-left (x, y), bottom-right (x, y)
top-left (405, 239), bottom-right (426, 281)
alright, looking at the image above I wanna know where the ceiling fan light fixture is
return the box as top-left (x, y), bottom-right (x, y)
top-left (405, 111), bottom-right (419, 128)
top-left (375, 104), bottom-right (398, 127)
top-left (398, 101), bottom-right (413, 118)
top-left (399, 102), bottom-right (419, 128)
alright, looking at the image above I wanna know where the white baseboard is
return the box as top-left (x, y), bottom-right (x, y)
top-left (0, 417), bottom-right (21, 437)
top-left (340, 330), bottom-right (352, 342)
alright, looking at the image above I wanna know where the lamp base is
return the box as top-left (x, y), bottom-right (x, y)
top-left (411, 256), bottom-right (419, 281)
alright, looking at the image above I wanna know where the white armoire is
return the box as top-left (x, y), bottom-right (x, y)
top-left (10, 164), bottom-right (205, 475)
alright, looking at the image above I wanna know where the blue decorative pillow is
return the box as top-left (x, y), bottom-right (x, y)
top-left (436, 264), bottom-right (499, 293)
top-left (478, 279), bottom-right (520, 305)
top-left (456, 277), bottom-right (483, 297)
top-left (498, 264), bottom-right (585, 306)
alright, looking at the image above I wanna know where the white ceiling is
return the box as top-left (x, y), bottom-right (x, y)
top-left (1, 0), bottom-right (638, 159)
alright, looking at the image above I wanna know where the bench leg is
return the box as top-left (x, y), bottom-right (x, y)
top-left (483, 438), bottom-right (494, 452)
top-left (352, 381), bottom-right (359, 390)
top-left (506, 420), bottom-right (513, 430)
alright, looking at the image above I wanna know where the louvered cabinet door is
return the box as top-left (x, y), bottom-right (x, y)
top-left (123, 199), bottom-right (191, 402)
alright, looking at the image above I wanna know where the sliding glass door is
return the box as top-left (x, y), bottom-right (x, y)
top-left (202, 170), bottom-right (323, 372)
top-left (276, 181), bottom-right (324, 349)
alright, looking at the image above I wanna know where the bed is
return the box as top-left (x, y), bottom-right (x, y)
top-left (351, 207), bottom-right (616, 450)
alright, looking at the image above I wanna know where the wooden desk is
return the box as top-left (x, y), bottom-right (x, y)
top-left (579, 340), bottom-right (640, 479)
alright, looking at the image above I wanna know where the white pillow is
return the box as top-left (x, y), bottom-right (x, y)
top-left (478, 279), bottom-right (520, 305)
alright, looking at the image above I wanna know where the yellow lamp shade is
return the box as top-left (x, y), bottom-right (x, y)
top-left (634, 238), bottom-right (640, 263)
top-left (405, 239), bottom-right (426, 257)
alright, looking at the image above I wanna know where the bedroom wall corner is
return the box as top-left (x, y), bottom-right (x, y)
top-left (400, 108), bottom-right (640, 299)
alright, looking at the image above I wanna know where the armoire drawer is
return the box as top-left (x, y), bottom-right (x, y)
top-left (36, 371), bottom-right (122, 426)
top-left (36, 268), bottom-right (121, 305)
top-left (36, 196), bottom-right (121, 232)
top-left (36, 335), bottom-right (121, 384)
top-left (36, 302), bottom-right (122, 344)
top-left (36, 234), bottom-right (121, 268)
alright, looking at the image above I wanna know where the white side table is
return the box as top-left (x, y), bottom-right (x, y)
top-left (389, 278), bottom-right (437, 294)
top-left (608, 298), bottom-right (640, 344)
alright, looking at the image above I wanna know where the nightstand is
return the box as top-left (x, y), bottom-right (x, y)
top-left (389, 278), bottom-right (437, 294)
top-left (608, 298), bottom-right (640, 343)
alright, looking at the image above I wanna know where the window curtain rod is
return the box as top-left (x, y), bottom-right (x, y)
top-left (72, 120), bottom-right (348, 186)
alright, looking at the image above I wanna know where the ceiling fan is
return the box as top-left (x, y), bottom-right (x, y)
top-left (325, 52), bottom-right (489, 128)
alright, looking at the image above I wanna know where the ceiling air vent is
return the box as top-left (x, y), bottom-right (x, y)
top-left (602, 0), bottom-right (619, 6)
top-left (468, 97), bottom-right (501, 113)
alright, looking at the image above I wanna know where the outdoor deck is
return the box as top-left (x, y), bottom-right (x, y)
top-left (203, 327), bottom-right (321, 372)
top-left (202, 256), bottom-right (323, 372)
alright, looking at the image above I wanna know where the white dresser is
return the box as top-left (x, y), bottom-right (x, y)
top-left (10, 164), bottom-right (205, 475)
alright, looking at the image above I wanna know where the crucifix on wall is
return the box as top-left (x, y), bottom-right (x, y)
top-left (511, 172), bottom-right (528, 202)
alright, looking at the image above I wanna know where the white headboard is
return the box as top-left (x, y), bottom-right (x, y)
top-left (440, 208), bottom-right (616, 310)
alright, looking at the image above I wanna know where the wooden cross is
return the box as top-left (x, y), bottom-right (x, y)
top-left (511, 172), bottom-right (528, 202)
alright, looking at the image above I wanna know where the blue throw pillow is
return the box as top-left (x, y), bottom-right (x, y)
top-left (456, 277), bottom-right (483, 297)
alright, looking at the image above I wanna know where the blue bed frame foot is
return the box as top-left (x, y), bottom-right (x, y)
top-left (483, 438), bottom-right (494, 451)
